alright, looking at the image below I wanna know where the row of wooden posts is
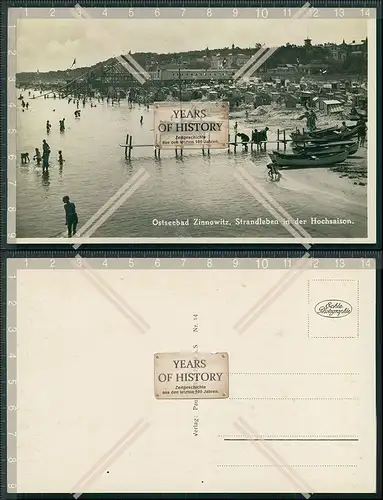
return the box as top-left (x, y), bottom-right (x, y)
top-left (122, 129), bottom-right (288, 160)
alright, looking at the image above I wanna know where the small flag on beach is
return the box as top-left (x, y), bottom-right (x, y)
top-left (70, 58), bottom-right (76, 69)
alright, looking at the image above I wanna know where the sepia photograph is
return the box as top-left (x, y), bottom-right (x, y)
top-left (10, 8), bottom-right (377, 243)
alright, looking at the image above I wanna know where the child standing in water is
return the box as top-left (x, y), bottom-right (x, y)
top-left (33, 148), bottom-right (42, 165)
top-left (58, 150), bottom-right (65, 165)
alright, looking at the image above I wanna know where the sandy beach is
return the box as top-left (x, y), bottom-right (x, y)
top-left (230, 103), bottom-right (367, 184)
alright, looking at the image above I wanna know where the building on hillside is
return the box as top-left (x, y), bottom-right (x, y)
top-left (300, 63), bottom-right (329, 75)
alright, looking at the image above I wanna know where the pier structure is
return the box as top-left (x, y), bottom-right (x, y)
top-left (120, 129), bottom-right (289, 160)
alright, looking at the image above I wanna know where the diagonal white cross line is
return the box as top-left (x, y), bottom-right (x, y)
top-left (71, 418), bottom-right (150, 498)
top-left (70, 4), bottom-right (150, 84)
top-left (122, 53), bottom-right (151, 81)
top-left (234, 163), bottom-right (314, 333)
top-left (234, 2), bottom-right (312, 83)
top-left (234, 253), bottom-right (312, 335)
top-left (235, 167), bottom-right (312, 248)
top-left (71, 168), bottom-right (149, 248)
top-left (71, 256), bottom-right (150, 334)
top-left (234, 418), bottom-right (313, 498)
top-left (233, 46), bottom-right (269, 81)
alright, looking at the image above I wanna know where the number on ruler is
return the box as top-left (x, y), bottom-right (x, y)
top-left (128, 259), bottom-right (134, 268)
top-left (8, 207), bottom-right (16, 212)
top-left (233, 8), bottom-right (238, 17)
top-left (8, 380), bottom-right (17, 384)
top-left (102, 8), bottom-right (107, 16)
top-left (255, 259), bottom-right (268, 269)
top-left (361, 259), bottom-right (371, 268)
top-left (311, 8), bottom-right (319, 17)
top-left (8, 456), bottom-right (17, 461)
top-left (232, 259), bottom-right (239, 268)
top-left (8, 327), bottom-right (17, 333)
top-left (8, 484), bottom-right (17, 489)
top-left (49, 8), bottom-right (55, 17)
top-left (9, 353), bottom-right (16, 358)
top-left (76, 257), bottom-right (82, 267)
top-left (102, 259), bottom-right (108, 267)
top-left (8, 432), bottom-right (17, 436)
top-left (154, 8), bottom-right (160, 17)
top-left (8, 76), bottom-right (16, 82)
top-left (8, 129), bottom-right (17, 134)
top-left (8, 406), bottom-right (17, 412)
top-left (207, 258), bottom-right (212, 268)
top-left (181, 258), bottom-right (187, 267)
top-left (128, 8), bottom-right (134, 17)
top-left (50, 259), bottom-right (55, 268)
top-left (283, 8), bottom-right (291, 17)
top-left (361, 8), bottom-right (370, 17)
top-left (8, 50), bottom-right (16, 56)
top-left (312, 259), bottom-right (319, 268)
top-left (9, 103), bottom-right (16, 108)
top-left (284, 259), bottom-right (292, 268)
top-left (181, 8), bottom-right (186, 17)
top-left (335, 8), bottom-right (344, 17)
top-left (154, 259), bottom-right (160, 268)
top-left (255, 8), bottom-right (268, 18)
top-left (335, 259), bottom-right (345, 268)
top-left (206, 8), bottom-right (212, 17)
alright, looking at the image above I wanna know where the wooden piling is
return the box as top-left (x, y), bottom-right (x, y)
top-left (234, 133), bottom-right (237, 153)
top-left (125, 134), bottom-right (129, 159)
top-left (175, 148), bottom-right (178, 157)
top-left (128, 135), bottom-right (132, 160)
top-left (283, 129), bottom-right (286, 151)
top-left (202, 146), bottom-right (205, 156)
top-left (277, 129), bottom-right (280, 151)
top-left (227, 134), bottom-right (230, 153)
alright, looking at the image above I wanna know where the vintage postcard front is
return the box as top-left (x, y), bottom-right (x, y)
top-left (8, 7), bottom-right (377, 244)
top-left (8, 258), bottom-right (376, 494)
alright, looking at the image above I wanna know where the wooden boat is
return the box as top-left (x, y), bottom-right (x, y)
top-left (291, 125), bottom-right (360, 144)
top-left (292, 144), bottom-right (346, 156)
top-left (269, 149), bottom-right (349, 167)
top-left (292, 140), bottom-right (358, 156)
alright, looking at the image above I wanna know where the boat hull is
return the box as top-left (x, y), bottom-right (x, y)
top-left (269, 150), bottom-right (349, 167)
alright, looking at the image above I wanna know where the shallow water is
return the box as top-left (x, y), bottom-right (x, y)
top-left (16, 94), bottom-right (368, 239)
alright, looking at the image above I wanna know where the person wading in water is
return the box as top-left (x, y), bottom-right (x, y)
top-left (62, 196), bottom-right (78, 238)
top-left (42, 139), bottom-right (51, 172)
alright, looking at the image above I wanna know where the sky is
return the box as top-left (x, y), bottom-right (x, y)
top-left (16, 16), bottom-right (369, 73)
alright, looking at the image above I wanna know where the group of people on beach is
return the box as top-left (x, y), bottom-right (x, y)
top-left (29, 140), bottom-right (64, 172)
top-left (233, 121), bottom-right (270, 152)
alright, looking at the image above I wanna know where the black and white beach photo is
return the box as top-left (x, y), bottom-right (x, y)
top-left (10, 8), bottom-right (376, 243)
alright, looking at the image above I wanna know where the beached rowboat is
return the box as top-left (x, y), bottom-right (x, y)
top-left (290, 124), bottom-right (360, 144)
top-left (292, 141), bottom-right (358, 156)
top-left (269, 149), bottom-right (349, 167)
